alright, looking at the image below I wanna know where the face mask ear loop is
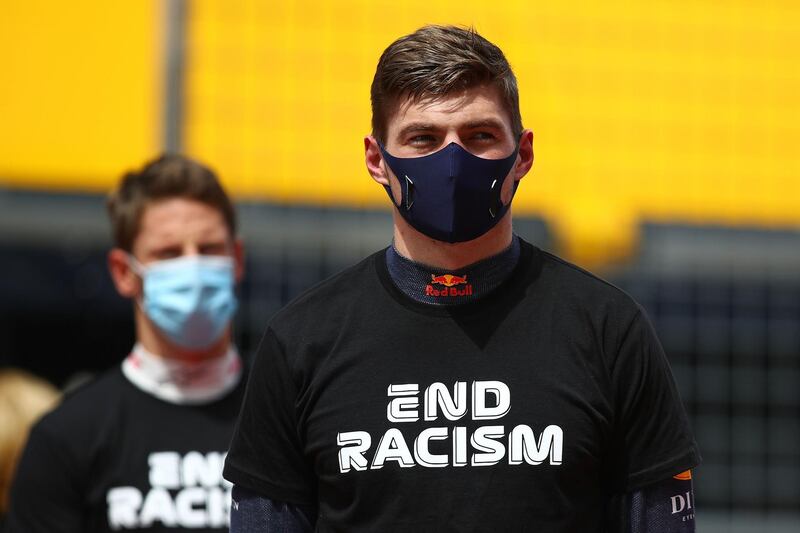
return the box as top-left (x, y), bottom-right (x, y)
top-left (127, 254), bottom-right (147, 311)
top-left (377, 141), bottom-right (405, 210)
top-left (127, 254), bottom-right (146, 276)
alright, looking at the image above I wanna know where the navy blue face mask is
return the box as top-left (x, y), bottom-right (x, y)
top-left (379, 141), bottom-right (520, 243)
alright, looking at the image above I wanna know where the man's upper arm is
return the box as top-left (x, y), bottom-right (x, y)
top-left (611, 307), bottom-right (701, 490)
top-left (5, 423), bottom-right (84, 533)
top-left (223, 326), bottom-right (316, 505)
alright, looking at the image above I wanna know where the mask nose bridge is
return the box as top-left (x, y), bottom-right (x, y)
top-left (446, 141), bottom-right (466, 180)
top-left (127, 254), bottom-right (146, 278)
top-left (182, 257), bottom-right (207, 304)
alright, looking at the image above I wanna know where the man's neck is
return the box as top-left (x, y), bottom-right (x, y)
top-left (391, 211), bottom-right (514, 270)
top-left (124, 343), bottom-right (242, 405)
top-left (387, 234), bottom-right (520, 305)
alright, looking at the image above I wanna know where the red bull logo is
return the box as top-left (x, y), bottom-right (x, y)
top-left (426, 273), bottom-right (473, 297)
top-left (430, 274), bottom-right (468, 287)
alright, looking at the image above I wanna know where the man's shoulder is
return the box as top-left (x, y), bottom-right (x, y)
top-left (531, 245), bottom-right (641, 314)
top-left (34, 366), bottom-right (129, 440)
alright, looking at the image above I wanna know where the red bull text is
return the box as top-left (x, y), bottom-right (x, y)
top-left (427, 274), bottom-right (473, 297)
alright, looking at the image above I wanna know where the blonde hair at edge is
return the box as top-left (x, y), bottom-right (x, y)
top-left (0, 369), bottom-right (60, 514)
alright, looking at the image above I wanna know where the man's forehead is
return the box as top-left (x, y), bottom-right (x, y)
top-left (387, 85), bottom-right (512, 134)
top-left (136, 199), bottom-right (229, 241)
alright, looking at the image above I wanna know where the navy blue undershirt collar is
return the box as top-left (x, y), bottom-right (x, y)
top-left (385, 234), bottom-right (521, 305)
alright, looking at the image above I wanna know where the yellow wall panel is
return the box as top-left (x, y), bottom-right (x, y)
top-left (2, 1), bottom-right (796, 264)
top-left (0, 0), bottom-right (163, 192)
top-left (184, 0), bottom-right (799, 262)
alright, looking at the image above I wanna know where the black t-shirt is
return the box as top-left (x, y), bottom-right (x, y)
top-left (6, 367), bottom-right (245, 533)
top-left (224, 241), bottom-right (700, 532)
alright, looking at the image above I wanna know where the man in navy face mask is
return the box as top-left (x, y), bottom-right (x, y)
top-left (368, 77), bottom-right (531, 263)
top-left (7, 155), bottom-right (248, 533)
top-left (225, 25), bottom-right (700, 532)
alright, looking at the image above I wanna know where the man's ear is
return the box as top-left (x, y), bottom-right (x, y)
top-left (365, 135), bottom-right (390, 186)
top-left (108, 248), bottom-right (140, 299)
top-left (365, 135), bottom-right (401, 205)
top-left (514, 129), bottom-right (534, 182)
top-left (232, 238), bottom-right (245, 283)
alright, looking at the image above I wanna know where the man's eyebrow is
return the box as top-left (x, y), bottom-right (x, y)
top-left (397, 122), bottom-right (439, 138)
top-left (463, 118), bottom-right (506, 130)
top-left (395, 118), bottom-right (506, 139)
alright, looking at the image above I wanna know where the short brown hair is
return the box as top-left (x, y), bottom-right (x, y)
top-left (371, 25), bottom-right (523, 144)
top-left (107, 154), bottom-right (236, 252)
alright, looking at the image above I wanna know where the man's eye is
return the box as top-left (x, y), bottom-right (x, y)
top-left (471, 131), bottom-right (496, 141)
top-left (199, 244), bottom-right (228, 255)
top-left (409, 135), bottom-right (436, 145)
top-left (155, 248), bottom-right (181, 260)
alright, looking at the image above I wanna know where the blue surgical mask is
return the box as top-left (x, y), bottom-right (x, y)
top-left (379, 142), bottom-right (520, 243)
top-left (129, 255), bottom-right (238, 349)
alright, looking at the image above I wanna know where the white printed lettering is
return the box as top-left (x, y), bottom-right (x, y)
top-left (139, 487), bottom-right (177, 528)
top-left (424, 382), bottom-right (468, 421)
top-left (206, 486), bottom-right (230, 527)
top-left (148, 452), bottom-right (181, 489)
top-left (472, 381), bottom-right (511, 420)
top-left (508, 425), bottom-right (563, 465)
top-left (371, 428), bottom-right (415, 469)
top-left (387, 384), bottom-right (420, 422)
top-left (413, 427), bottom-right (449, 467)
top-left (220, 452), bottom-right (233, 488)
top-left (452, 426), bottom-right (468, 467)
top-left (671, 494), bottom-right (686, 514)
top-left (336, 380), bottom-right (565, 474)
top-left (337, 431), bottom-right (372, 473)
top-left (175, 486), bottom-right (207, 527)
top-left (182, 451), bottom-right (224, 487)
top-left (107, 451), bottom-right (231, 529)
top-left (107, 487), bottom-right (142, 529)
top-left (470, 425), bottom-right (506, 466)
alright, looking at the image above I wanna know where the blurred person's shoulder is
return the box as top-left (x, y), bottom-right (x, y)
top-left (31, 365), bottom-right (132, 444)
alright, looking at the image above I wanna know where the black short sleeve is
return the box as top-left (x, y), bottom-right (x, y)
top-left (611, 308), bottom-right (701, 491)
top-left (6, 423), bottom-right (85, 533)
top-left (224, 328), bottom-right (316, 505)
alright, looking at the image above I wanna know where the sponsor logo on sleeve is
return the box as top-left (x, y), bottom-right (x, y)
top-left (670, 470), bottom-right (695, 523)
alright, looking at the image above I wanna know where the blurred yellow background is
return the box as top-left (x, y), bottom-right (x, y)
top-left (1, 0), bottom-right (798, 265)
top-left (0, 1), bottom-right (163, 186)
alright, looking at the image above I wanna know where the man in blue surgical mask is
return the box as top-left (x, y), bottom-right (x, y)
top-left (7, 155), bottom-right (247, 533)
top-left (225, 25), bottom-right (700, 532)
